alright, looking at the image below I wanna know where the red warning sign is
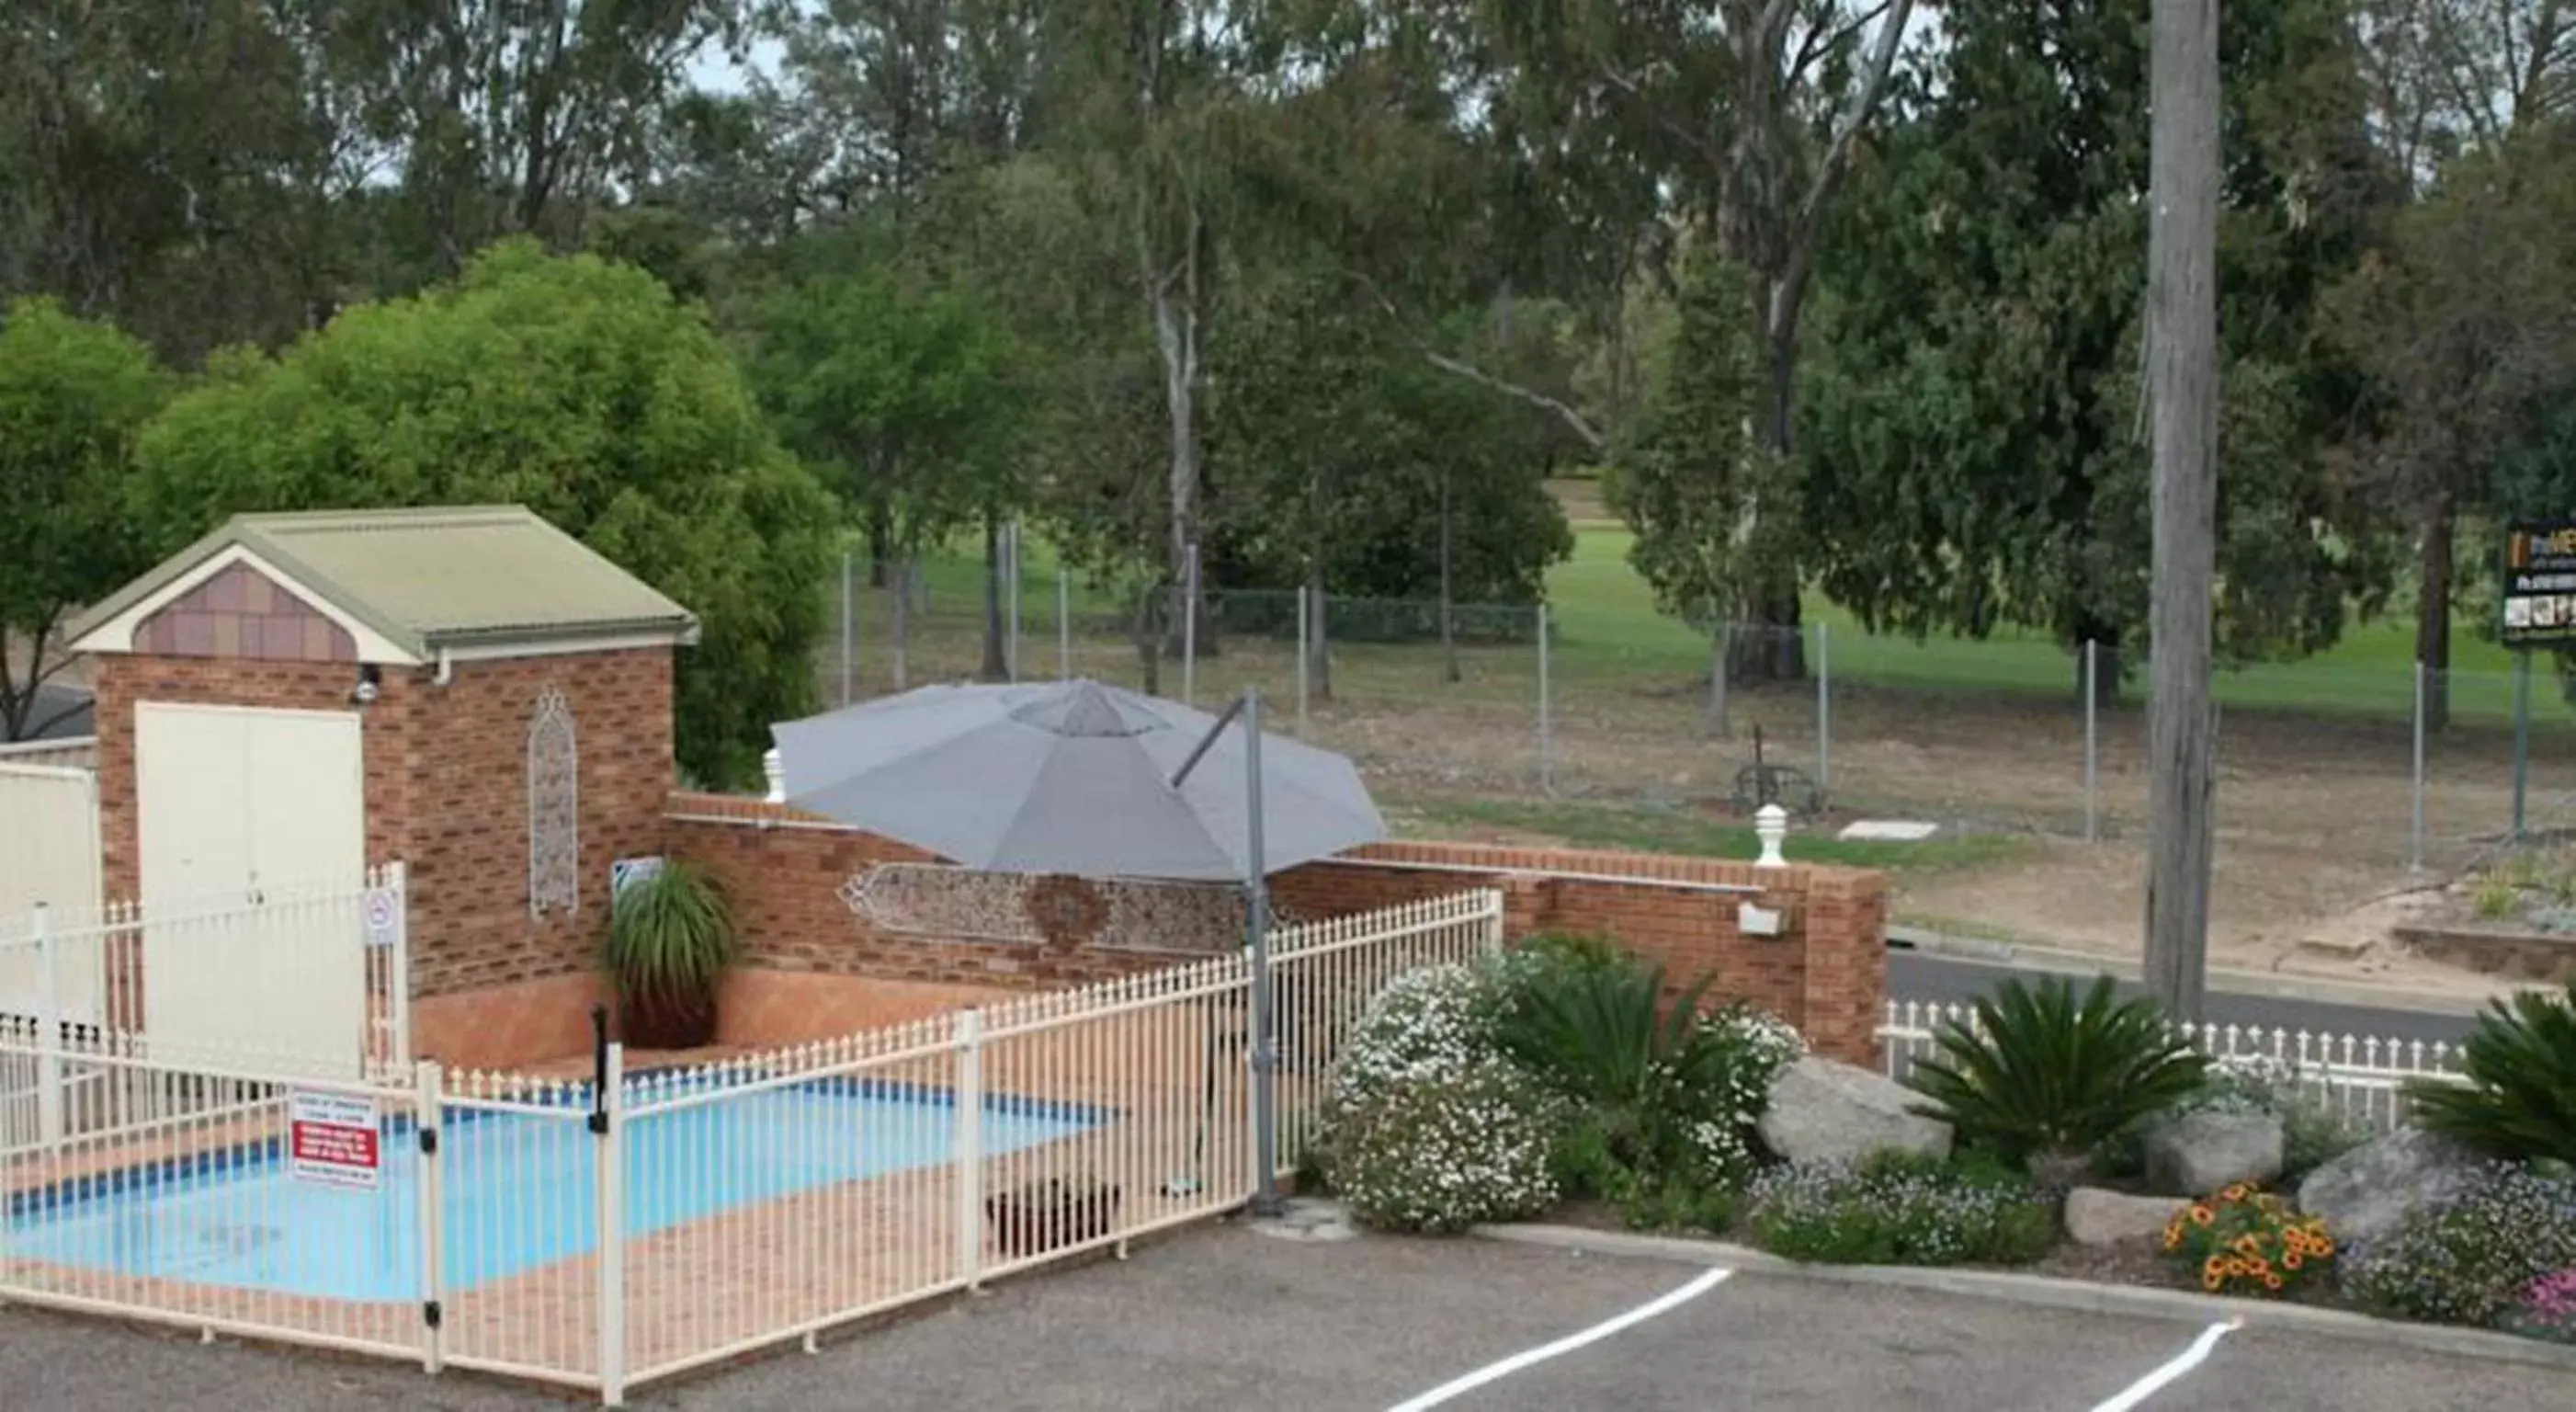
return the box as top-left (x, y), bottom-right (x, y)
top-left (289, 1091), bottom-right (381, 1190)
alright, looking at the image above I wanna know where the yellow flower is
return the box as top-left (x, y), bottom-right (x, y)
top-left (2283, 1251), bottom-right (2303, 1270)
top-left (2190, 1205), bottom-right (2214, 1226)
top-left (2222, 1184), bottom-right (2249, 1201)
top-left (2264, 1272), bottom-right (2285, 1292)
top-left (2316, 1238), bottom-right (2335, 1258)
top-left (2204, 1256), bottom-right (2226, 1276)
top-left (2203, 1270), bottom-right (2223, 1292)
top-left (2234, 1235), bottom-right (2263, 1257)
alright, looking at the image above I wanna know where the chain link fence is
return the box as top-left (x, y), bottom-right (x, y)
top-left (811, 540), bottom-right (2576, 915)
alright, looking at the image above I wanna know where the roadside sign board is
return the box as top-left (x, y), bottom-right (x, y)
top-left (289, 1090), bottom-right (381, 1190)
top-left (2502, 523), bottom-right (2576, 647)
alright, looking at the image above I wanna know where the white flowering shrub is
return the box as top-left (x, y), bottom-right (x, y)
top-left (1322, 963), bottom-right (1514, 1119)
top-left (1327, 1059), bottom-right (1565, 1233)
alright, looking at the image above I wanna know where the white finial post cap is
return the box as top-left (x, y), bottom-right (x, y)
top-left (763, 747), bottom-right (786, 803)
top-left (1754, 804), bottom-right (1788, 868)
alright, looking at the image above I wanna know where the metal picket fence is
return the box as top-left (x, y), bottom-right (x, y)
top-left (0, 888), bottom-right (1503, 1405)
top-left (1877, 998), bottom-right (2471, 1134)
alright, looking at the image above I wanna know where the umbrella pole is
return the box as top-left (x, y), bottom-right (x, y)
top-left (1245, 689), bottom-right (1281, 1218)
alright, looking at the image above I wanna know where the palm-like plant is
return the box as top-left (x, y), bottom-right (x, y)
top-left (2408, 983), bottom-right (2576, 1167)
top-left (604, 860), bottom-right (739, 1049)
top-left (1500, 959), bottom-right (1720, 1109)
top-left (1907, 975), bottom-right (2209, 1183)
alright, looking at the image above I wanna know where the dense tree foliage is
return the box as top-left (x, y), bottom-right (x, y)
top-left (6, 0), bottom-right (2576, 740)
top-left (131, 244), bottom-right (834, 783)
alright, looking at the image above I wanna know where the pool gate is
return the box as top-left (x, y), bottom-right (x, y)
top-left (0, 888), bottom-right (1504, 1404)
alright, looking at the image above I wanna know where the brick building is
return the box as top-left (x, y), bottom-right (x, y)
top-left (65, 507), bottom-right (692, 1067)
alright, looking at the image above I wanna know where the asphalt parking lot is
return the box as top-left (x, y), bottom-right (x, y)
top-left (4, 1224), bottom-right (2569, 1410)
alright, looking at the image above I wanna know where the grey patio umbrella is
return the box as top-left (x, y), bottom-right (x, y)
top-left (770, 678), bottom-right (1387, 881)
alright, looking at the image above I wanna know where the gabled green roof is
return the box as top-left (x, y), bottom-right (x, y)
top-left (69, 506), bottom-right (698, 658)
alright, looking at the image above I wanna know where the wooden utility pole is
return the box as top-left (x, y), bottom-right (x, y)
top-left (2144, 0), bottom-right (2221, 1022)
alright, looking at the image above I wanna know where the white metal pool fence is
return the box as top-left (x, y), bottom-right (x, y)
top-left (0, 888), bottom-right (1504, 1405)
top-left (0, 869), bottom-right (412, 1124)
top-left (1877, 998), bottom-right (2471, 1133)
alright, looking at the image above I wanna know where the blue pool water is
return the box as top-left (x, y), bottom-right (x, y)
top-left (5, 1077), bottom-right (1105, 1302)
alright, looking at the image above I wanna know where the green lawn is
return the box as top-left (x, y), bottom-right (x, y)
top-left (845, 518), bottom-right (2549, 730)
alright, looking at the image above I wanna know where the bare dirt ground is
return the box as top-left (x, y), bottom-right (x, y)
top-left (824, 610), bottom-right (2567, 1002)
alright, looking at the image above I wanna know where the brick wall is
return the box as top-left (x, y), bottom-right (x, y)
top-left (403, 650), bottom-right (675, 997)
top-left (664, 795), bottom-right (1207, 996)
top-left (657, 803), bottom-right (1889, 1065)
top-left (93, 644), bottom-right (678, 1018)
top-left (1273, 840), bottom-right (1888, 1065)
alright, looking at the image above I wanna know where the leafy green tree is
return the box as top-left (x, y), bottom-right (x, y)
top-left (1799, 0), bottom-right (2392, 700)
top-left (745, 250), bottom-right (1027, 676)
top-left (1606, 241), bottom-right (1800, 678)
top-left (2330, 130), bottom-right (2576, 726)
top-left (131, 241), bottom-right (834, 785)
top-left (0, 298), bottom-right (167, 740)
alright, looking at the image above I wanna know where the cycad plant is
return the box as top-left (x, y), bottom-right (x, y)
top-left (604, 860), bottom-right (740, 1050)
top-left (1906, 975), bottom-right (2209, 1184)
top-left (1501, 959), bottom-right (1720, 1110)
top-left (2408, 983), bottom-right (2576, 1167)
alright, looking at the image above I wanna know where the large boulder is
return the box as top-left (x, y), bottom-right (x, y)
top-left (2144, 1110), bottom-right (2285, 1196)
top-left (2063, 1186), bottom-right (2186, 1247)
top-left (1758, 1055), bottom-right (1953, 1166)
top-left (2297, 1128), bottom-right (2486, 1248)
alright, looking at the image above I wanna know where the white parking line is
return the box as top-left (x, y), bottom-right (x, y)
top-left (2087, 1319), bottom-right (2242, 1412)
top-left (1383, 1267), bottom-right (1732, 1412)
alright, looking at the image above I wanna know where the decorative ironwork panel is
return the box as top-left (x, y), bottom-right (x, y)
top-left (840, 863), bottom-right (1269, 954)
top-left (527, 688), bottom-right (580, 917)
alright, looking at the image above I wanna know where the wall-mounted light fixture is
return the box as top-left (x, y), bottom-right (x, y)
top-left (351, 664), bottom-right (382, 707)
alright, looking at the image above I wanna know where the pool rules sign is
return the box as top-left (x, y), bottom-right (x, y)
top-left (289, 1091), bottom-right (382, 1190)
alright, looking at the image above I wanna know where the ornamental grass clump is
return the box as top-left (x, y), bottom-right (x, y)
top-left (1744, 1151), bottom-right (2057, 1268)
top-left (2343, 1165), bottom-right (2576, 1328)
top-left (2162, 1185), bottom-right (2332, 1298)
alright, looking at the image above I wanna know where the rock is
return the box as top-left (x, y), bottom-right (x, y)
top-left (2144, 1110), bottom-right (2286, 1196)
top-left (2297, 1128), bottom-right (2485, 1248)
top-left (1757, 1055), bottom-right (1953, 1166)
top-left (2063, 1187), bottom-right (2186, 1247)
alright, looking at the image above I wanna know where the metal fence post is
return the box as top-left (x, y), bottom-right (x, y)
top-left (596, 1042), bottom-right (626, 1406)
top-left (385, 860), bottom-right (412, 1071)
top-left (1295, 585), bottom-right (1311, 737)
top-left (1182, 541), bottom-right (1199, 709)
top-left (33, 902), bottom-right (61, 1144)
top-left (839, 548), bottom-right (855, 706)
top-left (416, 1060), bottom-right (446, 1374)
top-left (2514, 649), bottom-right (2532, 842)
top-left (1057, 565), bottom-right (1072, 680)
top-left (2411, 659), bottom-right (2427, 871)
top-left (1538, 603), bottom-right (1554, 796)
top-left (2083, 640), bottom-right (2099, 844)
top-left (1815, 621), bottom-right (1832, 796)
top-left (954, 1008), bottom-right (984, 1289)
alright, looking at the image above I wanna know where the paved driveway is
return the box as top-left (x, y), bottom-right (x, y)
top-left (3, 1224), bottom-right (2565, 1409)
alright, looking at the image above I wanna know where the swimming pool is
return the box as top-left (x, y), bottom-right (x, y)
top-left (5, 1076), bottom-right (1106, 1302)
